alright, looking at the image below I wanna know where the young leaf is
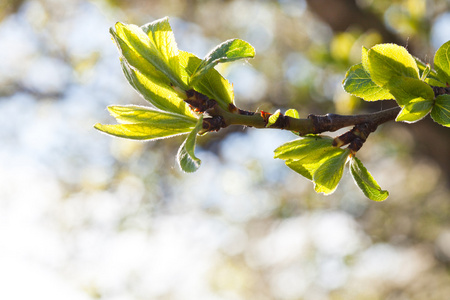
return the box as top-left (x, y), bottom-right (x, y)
top-left (343, 63), bottom-right (394, 101)
top-left (285, 109), bottom-right (299, 119)
top-left (395, 99), bottom-right (433, 123)
top-left (179, 50), bottom-right (235, 110)
top-left (110, 28), bottom-right (168, 83)
top-left (190, 39), bottom-right (255, 86)
top-left (313, 149), bottom-right (350, 195)
top-left (285, 146), bottom-right (346, 181)
top-left (107, 105), bottom-right (197, 125)
top-left (275, 135), bottom-right (343, 182)
top-left (141, 17), bottom-right (180, 79)
top-left (386, 76), bottom-right (435, 106)
top-left (275, 136), bottom-right (343, 182)
top-left (361, 46), bottom-right (370, 73)
top-left (415, 57), bottom-right (443, 84)
top-left (94, 106), bottom-right (197, 140)
top-left (114, 20), bottom-right (187, 90)
top-left (420, 63), bottom-right (431, 81)
top-left (425, 77), bottom-right (448, 88)
top-left (177, 116), bottom-right (203, 173)
top-left (274, 136), bottom-right (335, 160)
top-left (94, 123), bottom-right (193, 140)
top-left (431, 94), bottom-right (450, 127)
top-left (434, 40), bottom-right (450, 85)
top-left (367, 43), bottom-right (419, 87)
top-left (350, 156), bottom-right (389, 201)
top-left (267, 109), bottom-right (281, 127)
top-left (120, 59), bottom-right (196, 118)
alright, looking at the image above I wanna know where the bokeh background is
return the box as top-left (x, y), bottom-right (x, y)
top-left (1, 0), bottom-right (450, 299)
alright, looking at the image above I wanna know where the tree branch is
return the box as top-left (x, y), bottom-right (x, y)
top-left (184, 89), bottom-right (401, 154)
top-left (185, 89), bottom-right (399, 133)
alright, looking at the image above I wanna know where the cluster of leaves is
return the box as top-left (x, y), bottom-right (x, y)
top-left (277, 42), bottom-right (450, 201)
top-left (266, 106), bottom-right (389, 200)
top-left (343, 42), bottom-right (450, 126)
top-left (95, 17), bottom-right (255, 172)
top-left (96, 17), bottom-right (449, 201)
top-left (274, 136), bottom-right (388, 200)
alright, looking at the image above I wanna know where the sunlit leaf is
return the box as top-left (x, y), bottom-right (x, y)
top-left (267, 109), bottom-right (281, 127)
top-left (285, 109), bottom-right (299, 119)
top-left (361, 46), bottom-right (370, 73)
top-left (395, 99), bottom-right (433, 123)
top-left (425, 77), bottom-right (447, 87)
top-left (420, 63), bottom-right (431, 81)
top-left (313, 149), bottom-right (350, 195)
top-left (190, 39), bottom-right (255, 86)
top-left (434, 40), bottom-right (450, 85)
top-left (343, 63), bottom-right (394, 101)
top-left (110, 28), bottom-right (167, 83)
top-left (179, 50), bottom-right (235, 110)
top-left (431, 95), bottom-right (450, 127)
top-left (120, 59), bottom-right (195, 118)
top-left (177, 115), bottom-right (203, 173)
top-left (140, 17), bottom-right (181, 81)
top-left (94, 106), bottom-right (196, 140)
top-left (350, 156), bottom-right (389, 201)
top-left (386, 76), bottom-right (435, 106)
top-left (107, 105), bottom-right (197, 125)
top-left (415, 57), bottom-right (443, 85)
top-left (275, 136), bottom-right (346, 184)
top-left (367, 43), bottom-right (419, 87)
top-left (285, 146), bottom-right (344, 181)
top-left (274, 135), bottom-right (335, 160)
top-left (114, 20), bottom-right (187, 90)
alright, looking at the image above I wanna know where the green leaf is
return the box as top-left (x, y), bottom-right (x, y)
top-left (425, 77), bottom-right (447, 88)
top-left (420, 63), bottom-right (431, 81)
top-left (274, 135), bottom-right (335, 160)
top-left (275, 136), bottom-right (345, 182)
top-left (395, 99), bottom-right (433, 123)
top-left (275, 136), bottom-right (350, 194)
top-left (431, 94), bottom-right (450, 127)
top-left (120, 59), bottom-right (196, 118)
top-left (350, 156), bottom-right (389, 201)
top-left (140, 17), bottom-right (180, 71)
top-left (94, 106), bottom-right (196, 140)
top-left (106, 105), bottom-right (197, 125)
top-left (415, 57), bottom-right (443, 85)
top-left (313, 149), bottom-right (350, 195)
top-left (179, 50), bottom-right (235, 110)
top-left (434, 40), bottom-right (450, 85)
top-left (361, 46), bottom-right (370, 73)
top-left (114, 19), bottom-right (187, 90)
top-left (190, 39), bottom-right (255, 86)
top-left (343, 63), bottom-right (394, 101)
top-left (177, 115), bottom-right (203, 173)
top-left (267, 109), bottom-right (281, 127)
top-left (367, 43), bottom-right (419, 87)
top-left (386, 76), bottom-right (435, 106)
top-left (111, 17), bottom-right (237, 114)
top-left (94, 123), bottom-right (192, 140)
top-left (285, 109), bottom-right (299, 119)
top-left (285, 146), bottom-right (345, 181)
top-left (110, 28), bottom-right (168, 83)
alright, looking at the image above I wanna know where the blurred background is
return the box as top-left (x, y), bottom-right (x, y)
top-left (1, 0), bottom-right (450, 299)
